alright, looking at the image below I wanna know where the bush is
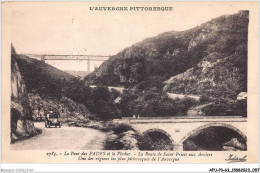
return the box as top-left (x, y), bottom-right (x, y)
top-left (201, 99), bottom-right (247, 116)
top-left (104, 134), bottom-right (124, 150)
top-left (86, 86), bottom-right (121, 120)
top-left (231, 100), bottom-right (247, 117)
top-left (103, 123), bottom-right (139, 150)
top-left (65, 84), bottom-right (121, 120)
top-left (120, 89), bottom-right (198, 118)
top-left (200, 94), bottom-right (211, 103)
top-left (202, 104), bottom-right (229, 116)
top-left (112, 123), bottom-right (136, 134)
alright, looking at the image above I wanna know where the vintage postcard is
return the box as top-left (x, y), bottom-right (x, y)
top-left (1, 1), bottom-right (259, 168)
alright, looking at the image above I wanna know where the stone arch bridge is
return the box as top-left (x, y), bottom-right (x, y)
top-left (117, 116), bottom-right (247, 150)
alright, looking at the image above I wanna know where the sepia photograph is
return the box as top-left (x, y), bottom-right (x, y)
top-left (1, 1), bottom-right (258, 168)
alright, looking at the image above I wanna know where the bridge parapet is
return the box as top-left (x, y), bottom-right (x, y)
top-left (118, 116), bottom-right (247, 124)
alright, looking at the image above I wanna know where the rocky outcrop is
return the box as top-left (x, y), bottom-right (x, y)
top-left (223, 138), bottom-right (247, 151)
top-left (11, 49), bottom-right (40, 143)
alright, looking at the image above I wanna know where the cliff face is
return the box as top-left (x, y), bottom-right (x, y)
top-left (163, 51), bottom-right (247, 99)
top-left (11, 47), bottom-right (39, 142)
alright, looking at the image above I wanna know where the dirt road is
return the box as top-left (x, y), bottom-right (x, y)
top-left (11, 122), bottom-right (106, 150)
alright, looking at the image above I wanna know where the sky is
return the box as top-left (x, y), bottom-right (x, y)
top-left (9, 2), bottom-right (245, 71)
top-left (11, 2), bottom-right (243, 56)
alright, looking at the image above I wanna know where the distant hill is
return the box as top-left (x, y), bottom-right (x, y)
top-left (85, 11), bottom-right (248, 99)
top-left (17, 55), bottom-right (74, 81)
top-left (64, 70), bottom-right (90, 79)
top-left (14, 53), bottom-right (75, 96)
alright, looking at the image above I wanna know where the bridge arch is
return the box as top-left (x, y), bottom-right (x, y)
top-left (142, 128), bottom-right (177, 145)
top-left (179, 122), bottom-right (247, 144)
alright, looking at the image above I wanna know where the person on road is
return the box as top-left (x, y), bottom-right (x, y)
top-left (39, 108), bottom-right (45, 121)
top-left (45, 108), bottom-right (53, 122)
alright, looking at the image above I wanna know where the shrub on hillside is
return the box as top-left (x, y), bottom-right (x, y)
top-left (86, 86), bottom-right (121, 120)
top-left (112, 123), bottom-right (136, 134)
top-left (202, 104), bottom-right (228, 116)
top-left (201, 99), bottom-right (247, 116)
top-left (120, 89), bottom-right (198, 117)
top-left (199, 94), bottom-right (212, 103)
top-left (231, 100), bottom-right (247, 117)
